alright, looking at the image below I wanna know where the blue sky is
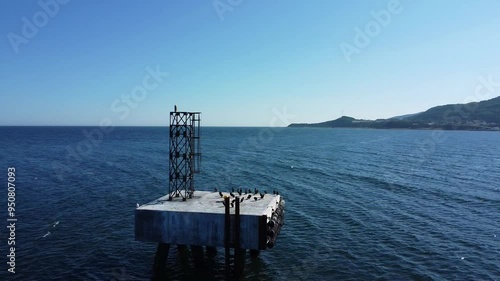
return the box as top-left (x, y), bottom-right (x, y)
top-left (1, 0), bottom-right (500, 126)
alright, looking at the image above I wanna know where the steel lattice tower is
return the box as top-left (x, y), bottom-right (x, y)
top-left (168, 108), bottom-right (201, 201)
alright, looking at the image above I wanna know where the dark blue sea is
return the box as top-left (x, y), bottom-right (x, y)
top-left (0, 126), bottom-right (499, 281)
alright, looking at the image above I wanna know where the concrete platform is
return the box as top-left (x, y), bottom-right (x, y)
top-left (135, 191), bottom-right (282, 250)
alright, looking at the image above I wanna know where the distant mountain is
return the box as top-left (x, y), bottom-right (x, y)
top-left (406, 96), bottom-right (500, 124)
top-left (291, 116), bottom-right (359, 128)
top-left (288, 96), bottom-right (500, 131)
top-left (389, 113), bottom-right (420, 120)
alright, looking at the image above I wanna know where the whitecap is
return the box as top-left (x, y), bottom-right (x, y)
top-left (43, 231), bottom-right (51, 238)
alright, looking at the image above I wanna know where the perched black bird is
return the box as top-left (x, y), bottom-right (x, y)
top-left (264, 190), bottom-right (267, 194)
top-left (240, 197), bottom-right (244, 202)
top-left (273, 190), bottom-right (276, 195)
top-left (238, 190), bottom-right (242, 196)
top-left (229, 192), bottom-right (235, 198)
top-left (260, 193), bottom-right (265, 199)
top-left (254, 197), bottom-right (258, 201)
top-left (276, 191), bottom-right (280, 195)
top-left (231, 198), bottom-right (236, 204)
top-left (214, 187), bottom-right (218, 192)
top-left (219, 191), bottom-right (223, 198)
top-left (230, 202), bottom-right (234, 208)
top-left (232, 187), bottom-right (235, 192)
top-left (254, 188), bottom-right (257, 194)
top-left (222, 201), bottom-right (226, 207)
top-left (246, 194), bottom-right (252, 200)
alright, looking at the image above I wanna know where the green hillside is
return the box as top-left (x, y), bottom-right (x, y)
top-left (407, 96), bottom-right (500, 124)
top-left (288, 96), bottom-right (500, 131)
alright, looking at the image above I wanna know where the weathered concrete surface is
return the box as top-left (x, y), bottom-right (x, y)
top-left (135, 191), bottom-right (281, 250)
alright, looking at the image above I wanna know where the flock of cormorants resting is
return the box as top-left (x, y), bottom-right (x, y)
top-left (213, 187), bottom-right (280, 208)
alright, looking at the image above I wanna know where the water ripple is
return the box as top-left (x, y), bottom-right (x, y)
top-left (0, 127), bottom-right (499, 280)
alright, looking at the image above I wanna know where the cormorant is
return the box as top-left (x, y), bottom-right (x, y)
top-left (219, 191), bottom-right (223, 198)
top-left (254, 197), bottom-right (258, 201)
top-left (229, 192), bottom-right (235, 198)
top-left (240, 197), bottom-right (244, 202)
top-left (214, 187), bottom-right (218, 192)
top-left (246, 194), bottom-right (252, 200)
top-left (260, 193), bottom-right (265, 199)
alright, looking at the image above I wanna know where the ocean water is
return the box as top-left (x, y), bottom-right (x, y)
top-left (0, 126), bottom-right (499, 281)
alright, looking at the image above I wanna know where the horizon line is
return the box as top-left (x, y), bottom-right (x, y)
top-left (0, 125), bottom-right (290, 128)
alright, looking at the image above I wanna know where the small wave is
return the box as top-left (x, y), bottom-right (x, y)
top-left (43, 231), bottom-right (51, 238)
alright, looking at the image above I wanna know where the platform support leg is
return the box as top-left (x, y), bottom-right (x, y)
top-left (234, 248), bottom-right (246, 278)
top-left (250, 249), bottom-right (260, 259)
top-left (177, 244), bottom-right (187, 252)
top-left (153, 243), bottom-right (170, 278)
top-left (224, 196), bottom-right (231, 280)
top-left (234, 198), bottom-right (244, 278)
top-left (191, 245), bottom-right (205, 266)
top-left (206, 246), bottom-right (217, 257)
